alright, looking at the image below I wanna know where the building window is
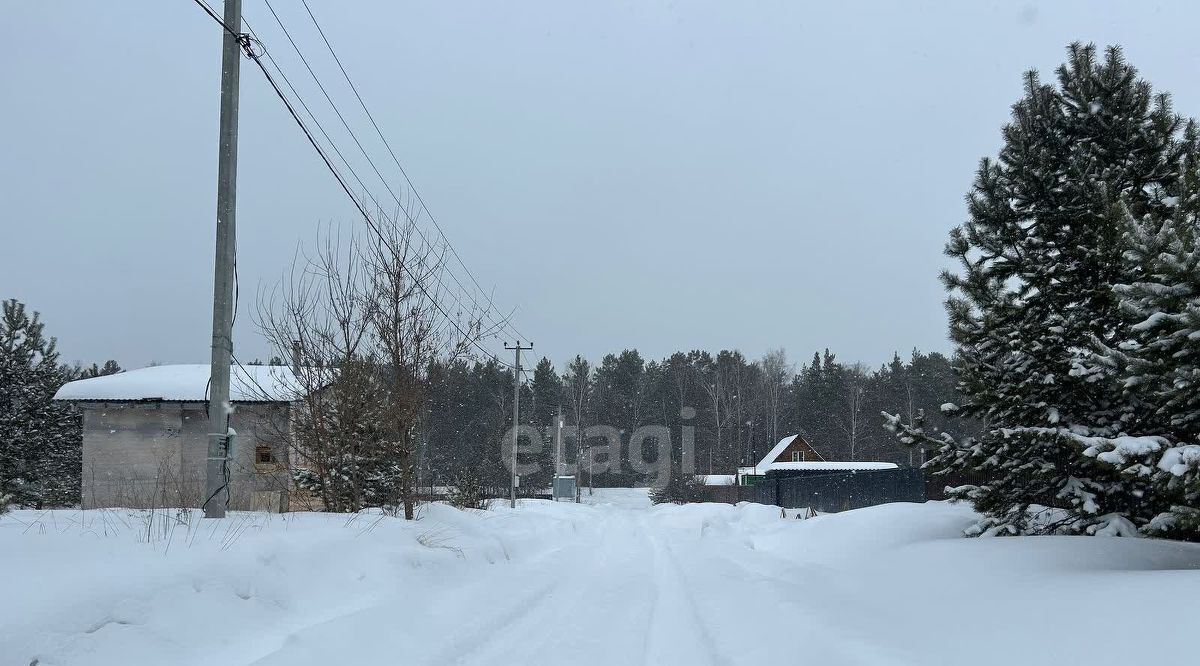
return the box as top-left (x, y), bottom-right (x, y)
top-left (256, 446), bottom-right (275, 465)
top-left (791, 451), bottom-right (801, 462)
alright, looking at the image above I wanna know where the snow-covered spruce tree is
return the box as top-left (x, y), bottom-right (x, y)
top-left (291, 358), bottom-right (397, 512)
top-left (0, 299), bottom-right (81, 508)
top-left (650, 457), bottom-right (702, 505)
top-left (1077, 156), bottom-right (1200, 538)
top-left (887, 44), bottom-right (1197, 536)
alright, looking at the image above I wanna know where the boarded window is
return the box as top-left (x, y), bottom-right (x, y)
top-left (256, 445), bottom-right (275, 465)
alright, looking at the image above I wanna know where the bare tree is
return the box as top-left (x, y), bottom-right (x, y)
top-left (258, 211), bottom-right (507, 519)
top-left (563, 355), bottom-right (592, 493)
top-left (836, 363), bottom-right (870, 461)
top-left (759, 348), bottom-right (792, 447)
top-left (361, 214), bottom-right (484, 519)
top-left (256, 229), bottom-right (379, 512)
top-left (700, 366), bottom-right (730, 475)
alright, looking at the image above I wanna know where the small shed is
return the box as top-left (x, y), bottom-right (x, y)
top-left (54, 364), bottom-right (303, 511)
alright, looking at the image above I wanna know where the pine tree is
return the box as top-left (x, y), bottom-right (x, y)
top-left (526, 357), bottom-right (562, 488)
top-left (591, 350), bottom-right (647, 485)
top-left (650, 456), bottom-right (701, 504)
top-left (292, 358), bottom-right (395, 512)
top-left (0, 299), bottom-right (80, 508)
top-left (889, 44), bottom-right (1197, 536)
top-left (66, 359), bottom-right (122, 381)
top-left (1078, 155), bottom-right (1200, 537)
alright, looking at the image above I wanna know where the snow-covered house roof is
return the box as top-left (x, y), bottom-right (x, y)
top-left (737, 461), bottom-right (899, 475)
top-left (53, 364), bottom-right (309, 403)
top-left (738, 434), bottom-right (899, 476)
top-left (755, 434), bottom-right (817, 469)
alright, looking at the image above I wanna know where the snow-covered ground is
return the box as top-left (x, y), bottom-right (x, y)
top-left (4, 491), bottom-right (1200, 665)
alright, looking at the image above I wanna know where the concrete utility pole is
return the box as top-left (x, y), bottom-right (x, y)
top-left (505, 341), bottom-right (533, 509)
top-left (204, 0), bottom-right (243, 519)
top-left (554, 405), bottom-right (564, 476)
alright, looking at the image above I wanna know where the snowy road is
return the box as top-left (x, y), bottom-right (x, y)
top-left (5, 492), bottom-right (1200, 665)
top-left (253, 507), bottom-right (752, 665)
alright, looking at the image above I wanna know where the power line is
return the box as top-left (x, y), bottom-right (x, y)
top-left (198, 0), bottom-right (520, 360)
top-left (241, 17), bottom-right (482, 325)
top-left (260, 0), bottom-right (524, 343)
top-left (189, 0), bottom-right (516, 368)
top-left (244, 59), bottom-right (510, 362)
top-left (298, 0), bottom-right (528, 343)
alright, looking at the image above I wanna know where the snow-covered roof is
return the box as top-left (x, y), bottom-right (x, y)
top-left (738, 461), bottom-right (899, 475)
top-left (738, 435), bottom-right (896, 474)
top-left (757, 435), bottom-right (799, 469)
top-left (53, 364), bottom-right (309, 403)
top-left (697, 474), bottom-right (736, 486)
top-left (755, 434), bottom-right (826, 469)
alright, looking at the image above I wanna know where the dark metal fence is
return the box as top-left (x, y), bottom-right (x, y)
top-left (752, 468), bottom-right (926, 512)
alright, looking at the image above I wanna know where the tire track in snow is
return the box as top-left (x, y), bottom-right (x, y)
top-left (250, 504), bottom-right (913, 666)
top-left (439, 511), bottom-right (659, 665)
top-left (669, 527), bottom-right (921, 666)
top-left (641, 515), bottom-right (733, 666)
top-left (424, 579), bottom-right (560, 665)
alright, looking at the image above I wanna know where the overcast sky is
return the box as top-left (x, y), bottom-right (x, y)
top-left (3, 1), bottom-right (1199, 372)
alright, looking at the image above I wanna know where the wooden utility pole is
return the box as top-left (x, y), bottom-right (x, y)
top-left (204, 0), bottom-right (243, 519)
top-left (505, 341), bottom-right (533, 508)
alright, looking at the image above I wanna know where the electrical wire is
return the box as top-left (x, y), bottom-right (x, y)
top-left (261, 0), bottom-right (524, 344)
top-left (298, 0), bottom-right (528, 343)
top-left (241, 16), bottom-right (479, 322)
top-left (189, 0), bottom-right (522, 369)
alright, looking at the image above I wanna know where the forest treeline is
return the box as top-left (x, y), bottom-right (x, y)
top-left (419, 347), bottom-right (971, 491)
top-left (0, 298), bottom-right (122, 510)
